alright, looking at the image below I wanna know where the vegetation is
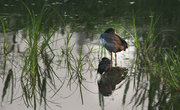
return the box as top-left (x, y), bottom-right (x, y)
top-left (120, 12), bottom-right (180, 110)
top-left (1, 3), bottom-right (95, 110)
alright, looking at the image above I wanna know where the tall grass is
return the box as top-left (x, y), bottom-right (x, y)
top-left (122, 12), bottom-right (180, 110)
top-left (1, 4), bottom-right (58, 110)
top-left (128, 12), bottom-right (162, 109)
top-left (1, 3), bottom-right (96, 109)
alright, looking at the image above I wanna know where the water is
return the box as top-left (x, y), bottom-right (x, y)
top-left (0, 0), bottom-right (180, 110)
top-left (0, 29), bottom-right (136, 110)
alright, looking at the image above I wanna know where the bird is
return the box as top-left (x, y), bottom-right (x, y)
top-left (97, 57), bottom-right (112, 74)
top-left (100, 28), bottom-right (128, 66)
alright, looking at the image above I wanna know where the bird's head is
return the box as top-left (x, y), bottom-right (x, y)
top-left (101, 57), bottom-right (110, 61)
top-left (101, 57), bottom-right (112, 64)
top-left (104, 28), bottom-right (116, 34)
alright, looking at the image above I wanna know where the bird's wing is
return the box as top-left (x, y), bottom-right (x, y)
top-left (114, 34), bottom-right (128, 50)
top-left (100, 33), bottom-right (117, 52)
top-left (100, 33), bottom-right (114, 44)
top-left (116, 34), bottom-right (128, 45)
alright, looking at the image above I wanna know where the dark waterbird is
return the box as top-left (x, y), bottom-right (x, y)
top-left (100, 28), bottom-right (128, 66)
top-left (97, 57), bottom-right (112, 75)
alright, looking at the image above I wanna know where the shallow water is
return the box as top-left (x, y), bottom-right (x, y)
top-left (0, 28), bottom-right (137, 110)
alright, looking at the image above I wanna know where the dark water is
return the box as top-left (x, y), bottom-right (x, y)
top-left (1, 0), bottom-right (180, 39)
top-left (0, 0), bottom-right (180, 110)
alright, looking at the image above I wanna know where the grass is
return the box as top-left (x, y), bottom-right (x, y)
top-left (58, 31), bottom-right (95, 104)
top-left (0, 3), bottom-right (96, 109)
top-left (120, 11), bottom-right (180, 110)
top-left (20, 6), bottom-right (56, 110)
top-left (125, 12), bottom-right (162, 109)
top-left (0, 3), bottom-right (59, 110)
top-left (161, 49), bottom-right (180, 90)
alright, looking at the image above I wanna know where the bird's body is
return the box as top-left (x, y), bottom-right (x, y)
top-left (97, 57), bottom-right (112, 74)
top-left (100, 28), bottom-right (128, 66)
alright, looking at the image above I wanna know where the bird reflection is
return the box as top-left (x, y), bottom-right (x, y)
top-left (97, 57), bottom-right (112, 75)
top-left (97, 57), bottom-right (128, 96)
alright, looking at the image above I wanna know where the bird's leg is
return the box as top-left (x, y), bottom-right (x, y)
top-left (111, 52), bottom-right (112, 61)
top-left (115, 53), bottom-right (117, 66)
